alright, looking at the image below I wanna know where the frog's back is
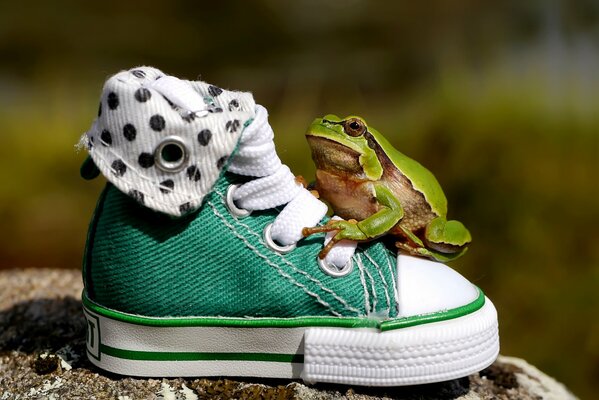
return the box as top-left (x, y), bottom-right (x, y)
top-left (367, 127), bottom-right (448, 218)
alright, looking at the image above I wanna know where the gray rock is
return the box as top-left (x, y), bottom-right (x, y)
top-left (0, 269), bottom-right (578, 400)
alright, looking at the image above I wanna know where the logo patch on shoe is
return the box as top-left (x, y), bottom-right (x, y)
top-left (83, 309), bottom-right (101, 361)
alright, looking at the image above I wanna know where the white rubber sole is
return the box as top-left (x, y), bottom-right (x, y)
top-left (83, 298), bottom-right (498, 386)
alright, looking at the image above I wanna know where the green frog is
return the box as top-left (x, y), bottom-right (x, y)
top-left (302, 115), bottom-right (471, 263)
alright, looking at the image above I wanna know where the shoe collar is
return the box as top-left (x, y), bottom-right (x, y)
top-left (81, 66), bottom-right (256, 217)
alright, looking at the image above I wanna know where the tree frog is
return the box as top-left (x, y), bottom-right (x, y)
top-left (302, 115), bottom-right (471, 263)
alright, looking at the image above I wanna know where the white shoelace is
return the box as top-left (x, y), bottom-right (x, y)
top-left (149, 76), bottom-right (356, 268)
top-left (228, 105), bottom-right (357, 269)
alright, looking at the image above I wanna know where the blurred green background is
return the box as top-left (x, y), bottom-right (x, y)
top-left (0, 0), bottom-right (597, 397)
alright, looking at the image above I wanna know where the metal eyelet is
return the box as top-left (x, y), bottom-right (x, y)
top-left (225, 184), bottom-right (252, 218)
top-left (318, 257), bottom-right (354, 277)
top-left (263, 223), bottom-right (296, 254)
top-left (154, 136), bottom-right (189, 173)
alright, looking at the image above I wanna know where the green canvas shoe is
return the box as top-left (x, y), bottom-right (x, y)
top-left (80, 67), bottom-right (499, 386)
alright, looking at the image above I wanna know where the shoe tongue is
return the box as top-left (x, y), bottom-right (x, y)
top-left (83, 66), bottom-right (256, 217)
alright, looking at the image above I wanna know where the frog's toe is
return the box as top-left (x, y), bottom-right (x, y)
top-left (302, 219), bottom-right (350, 237)
top-left (395, 241), bottom-right (422, 258)
top-left (302, 225), bottom-right (335, 237)
top-left (294, 175), bottom-right (308, 188)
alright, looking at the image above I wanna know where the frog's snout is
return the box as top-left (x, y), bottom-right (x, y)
top-left (307, 114), bottom-right (343, 136)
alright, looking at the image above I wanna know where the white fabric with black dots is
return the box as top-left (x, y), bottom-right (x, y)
top-left (83, 66), bottom-right (256, 217)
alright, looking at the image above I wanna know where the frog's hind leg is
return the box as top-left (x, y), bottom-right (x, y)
top-left (394, 227), bottom-right (426, 257)
top-left (424, 217), bottom-right (471, 254)
top-left (395, 223), bottom-right (470, 262)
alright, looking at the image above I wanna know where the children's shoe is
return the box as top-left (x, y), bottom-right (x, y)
top-left (80, 67), bottom-right (499, 386)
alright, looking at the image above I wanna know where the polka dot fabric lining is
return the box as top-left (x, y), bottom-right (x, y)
top-left (82, 66), bottom-right (256, 217)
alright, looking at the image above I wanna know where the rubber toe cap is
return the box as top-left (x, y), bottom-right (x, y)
top-left (396, 255), bottom-right (480, 318)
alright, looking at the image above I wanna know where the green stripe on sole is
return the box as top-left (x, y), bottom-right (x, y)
top-left (83, 288), bottom-right (485, 331)
top-left (100, 344), bottom-right (304, 363)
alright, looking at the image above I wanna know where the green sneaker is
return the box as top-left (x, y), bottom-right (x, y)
top-left (80, 67), bottom-right (499, 386)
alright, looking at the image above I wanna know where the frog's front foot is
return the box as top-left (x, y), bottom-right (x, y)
top-left (303, 219), bottom-right (367, 259)
top-left (295, 175), bottom-right (308, 188)
top-left (294, 176), bottom-right (320, 198)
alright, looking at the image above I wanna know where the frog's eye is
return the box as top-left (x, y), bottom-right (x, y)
top-left (344, 118), bottom-right (366, 137)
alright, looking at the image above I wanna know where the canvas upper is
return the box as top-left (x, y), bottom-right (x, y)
top-left (84, 172), bottom-right (404, 319)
